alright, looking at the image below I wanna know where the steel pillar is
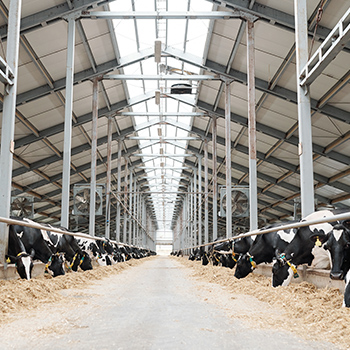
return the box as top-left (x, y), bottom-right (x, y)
top-left (198, 155), bottom-right (202, 246)
top-left (225, 80), bottom-right (232, 239)
top-left (123, 158), bottom-right (128, 243)
top-left (247, 21), bottom-right (258, 231)
top-left (89, 78), bottom-right (98, 236)
top-left (133, 178), bottom-right (137, 245)
top-left (294, 0), bottom-right (315, 217)
top-left (61, 15), bottom-right (76, 229)
top-left (212, 115), bottom-right (218, 240)
top-left (116, 139), bottom-right (122, 242)
top-left (193, 169), bottom-right (197, 247)
top-left (0, 0), bottom-right (22, 263)
top-left (204, 140), bottom-right (209, 244)
top-left (105, 116), bottom-right (112, 239)
top-left (128, 168), bottom-right (133, 244)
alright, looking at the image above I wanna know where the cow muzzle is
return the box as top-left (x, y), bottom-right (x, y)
top-left (330, 271), bottom-right (343, 280)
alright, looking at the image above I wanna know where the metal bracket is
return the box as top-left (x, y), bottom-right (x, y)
top-left (0, 56), bottom-right (14, 93)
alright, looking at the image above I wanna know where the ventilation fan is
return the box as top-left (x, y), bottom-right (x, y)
top-left (11, 196), bottom-right (34, 218)
top-left (73, 184), bottom-right (103, 216)
top-left (219, 186), bottom-right (249, 218)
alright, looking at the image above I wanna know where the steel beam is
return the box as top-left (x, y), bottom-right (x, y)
top-left (247, 20), bottom-right (258, 231)
top-left (80, 10), bottom-right (255, 20)
top-left (105, 116), bottom-right (112, 239)
top-left (89, 78), bottom-right (99, 236)
top-left (294, 0), bottom-right (315, 217)
top-left (0, 0), bottom-right (22, 263)
top-left (212, 115), bottom-right (218, 240)
top-left (301, 6), bottom-right (350, 87)
top-left (61, 15), bottom-right (75, 229)
top-left (225, 80), bottom-right (232, 239)
top-left (103, 74), bottom-right (219, 80)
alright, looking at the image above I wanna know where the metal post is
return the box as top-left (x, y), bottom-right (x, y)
top-left (198, 155), bottom-right (202, 245)
top-left (61, 15), bottom-right (76, 229)
top-left (190, 178), bottom-right (193, 247)
top-left (89, 78), bottom-right (98, 236)
top-left (294, 0), bottom-right (315, 217)
top-left (212, 115), bottom-right (218, 240)
top-left (133, 178), bottom-right (137, 245)
top-left (193, 169), bottom-right (197, 247)
top-left (247, 21), bottom-right (258, 231)
top-left (225, 80), bottom-right (232, 239)
top-left (105, 116), bottom-right (112, 239)
top-left (0, 0), bottom-right (22, 263)
top-left (128, 168), bottom-right (133, 244)
top-left (123, 158), bottom-right (128, 243)
top-left (116, 139), bottom-right (122, 242)
top-left (204, 140), bottom-right (209, 244)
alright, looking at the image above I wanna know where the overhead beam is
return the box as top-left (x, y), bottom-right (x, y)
top-left (80, 10), bottom-right (259, 20)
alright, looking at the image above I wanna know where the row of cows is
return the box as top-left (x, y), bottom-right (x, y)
top-left (6, 218), bottom-right (156, 280)
top-left (172, 210), bottom-right (350, 307)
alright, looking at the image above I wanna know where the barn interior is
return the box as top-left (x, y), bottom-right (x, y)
top-left (0, 0), bottom-right (349, 255)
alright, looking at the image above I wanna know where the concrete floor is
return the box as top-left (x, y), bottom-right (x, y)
top-left (0, 256), bottom-right (341, 350)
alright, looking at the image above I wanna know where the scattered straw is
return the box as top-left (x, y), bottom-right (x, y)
top-left (176, 257), bottom-right (350, 350)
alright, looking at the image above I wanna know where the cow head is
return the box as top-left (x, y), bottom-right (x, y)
top-left (310, 220), bottom-right (350, 280)
top-left (234, 253), bottom-right (256, 279)
top-left (271, 250), bottom-right (299, 287)
top-left (46, 254), bottom-right (65, 277)
top-left (6, 249), bottom-right (35, 280)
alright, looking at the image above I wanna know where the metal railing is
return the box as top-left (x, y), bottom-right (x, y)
top-left (180, 211), bottom-right (350, 253)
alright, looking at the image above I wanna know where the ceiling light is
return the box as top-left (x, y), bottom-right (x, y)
top-left (158, 127), bottom-right (162, 136)
top-left (160, 147), bottom-right (164, 154)
top-left (154, 40), bottom-right (162, 63)
top-left (155, 90), bottom-right (160, 105)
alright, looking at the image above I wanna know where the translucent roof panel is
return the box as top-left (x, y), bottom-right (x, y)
top-left (110, 0), bottom-right (212, 231)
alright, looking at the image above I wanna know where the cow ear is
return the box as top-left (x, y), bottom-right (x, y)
top-left (310, 232), bottom-right (327, 245)
top-left (5, 255), bottom-right (17, 264)
top-left (342, 220), bottom-right (350, 230)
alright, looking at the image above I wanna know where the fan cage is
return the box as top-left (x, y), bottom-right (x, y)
top-left (73, 184), bottom-right (104, 216)
top-left (10, 196), bottom-right (34, 219)
top-left (219, 186), bottom-right (249, 218)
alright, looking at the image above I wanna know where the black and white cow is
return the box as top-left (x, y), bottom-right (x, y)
top-left (75, 237), bottom-right (110, 266)
top-left (234, 222), bottom-right (298, 279)
top-left (307, 211), bottom-right (350, 307)
top-left (6, 225), bottom-right (35, 280)
top-left (272, 210), bottom-right (334, 287)
top-left (10, 219), bottom-right (65, 277)
top-left (42, 228), bottom-right (93, 272)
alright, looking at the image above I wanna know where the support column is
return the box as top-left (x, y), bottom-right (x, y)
top-left (198, 155), bottom-right (202, 246)
top-left (204, 140), bottom-right (209, 244)
top-left (193, 168), bottom-right (197, 247)
top-left (61, 15), bottom-right (76, 228)
top-left (89, 78), bottom-right (98, 236)
top-left (128, 168), bottom-right (133, 244)
top-left (0, 0), bottom-right (22, 263)
top-left (294, 0), bottom-right (315, 217)
top-left (105, 116), bottom-right (112, 239)
top-left (116, 139), bottom-right (122, 242)
top-left (123, 158), bottom-right (128, 243)
top-left (247, 21), bottom-right (258, 231)
top-left (133, 178), bottom-right (137, 245)
top-left (212, 115), bottom-right (218, 240)
top-left (225, 80), bottom-right (232, 239)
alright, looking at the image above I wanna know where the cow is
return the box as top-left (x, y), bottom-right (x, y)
top-left (6, 225), bottom-right (35, 280)
top-left (43, 229), bottom-right (93, 272)
top-left (272, 210), bottom-right (336, 287)
top-left (75, 237), bottom-right (110, 266)
top-left (10, 219), bottom-right (65, 277)
top-left (307, 211), bottom-right (350, 307)
top-left (234, 222), bottom-right (298, 279)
